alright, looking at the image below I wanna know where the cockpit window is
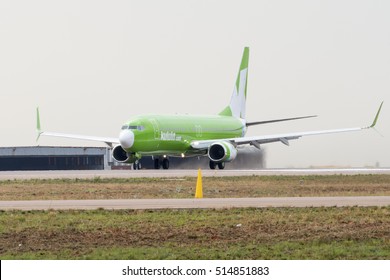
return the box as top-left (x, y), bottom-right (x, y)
top-left (121, 125), bottom-right (145, 131)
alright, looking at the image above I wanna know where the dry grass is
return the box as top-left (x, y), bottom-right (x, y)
top-left (1, 175), bottom-right (390, 200)
top-left (1, 207), bottom-right (389, 259)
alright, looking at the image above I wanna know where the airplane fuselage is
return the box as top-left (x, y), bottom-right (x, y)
top-left (120, 114), bottom-right (245, 157)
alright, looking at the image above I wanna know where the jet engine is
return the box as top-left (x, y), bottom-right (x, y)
top-left (112, 145), bottom-right (137, 163)
top-left (208, 141), bottom-right (237, 163)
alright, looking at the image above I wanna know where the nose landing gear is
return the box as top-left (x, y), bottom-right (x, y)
top-left (133, 161), bottom-right (142, 170)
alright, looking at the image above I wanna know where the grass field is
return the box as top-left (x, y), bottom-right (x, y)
top-left (1, 174), bottom-right (390, 200)
top-left (1, 174), bottom-right (389, 260)
top-left (1, 207), bottom-right (389, 259)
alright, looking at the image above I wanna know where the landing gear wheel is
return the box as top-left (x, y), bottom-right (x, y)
top-left (209, 161), bottom-right (216, 170)
top-left (133, 161), bottom-right (142, 170)
top-left (218, 162), bottom-right (225, 170)
top-left (162, 158), bottom-right (170, 169)
top-left (154, 158), bottom-right (161, 169)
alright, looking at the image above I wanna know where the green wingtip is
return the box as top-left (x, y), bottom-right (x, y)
top-left (239, 47), bottom-right (249, 71)
top-left (36, 107), bottom-right (42, 142)
top-left (369, 101), bottom-right (384, 128)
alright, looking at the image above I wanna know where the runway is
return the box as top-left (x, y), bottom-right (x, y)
top-left (0, 168), bottom-right (390, 180)
top-left (1, 169), bottom-right (389, 210)
top-left (1, 196), bottom-right (389, 210)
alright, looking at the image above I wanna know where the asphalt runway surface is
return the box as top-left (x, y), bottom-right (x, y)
top-left (1, 196), bottom-right (390, 211)
top-left (1, 168), bottom-right (390, 180)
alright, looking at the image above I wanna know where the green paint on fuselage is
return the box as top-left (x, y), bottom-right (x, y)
top-left (122, 115), bottom-right (245, 157)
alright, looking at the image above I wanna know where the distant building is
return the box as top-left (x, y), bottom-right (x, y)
top-left (0, 146), bottom-right (265, 171)
top-left (0, 146), bottom-right (110, 171)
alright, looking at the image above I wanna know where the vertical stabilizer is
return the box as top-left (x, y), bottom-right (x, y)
top-left (219, 47), bottom-right (249, 119)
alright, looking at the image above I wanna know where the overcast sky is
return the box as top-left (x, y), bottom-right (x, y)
top-left (0, 0), bottom-right (389, 168)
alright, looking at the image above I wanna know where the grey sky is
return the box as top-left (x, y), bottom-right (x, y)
top-left (0, 0), bottom-right (389, 168)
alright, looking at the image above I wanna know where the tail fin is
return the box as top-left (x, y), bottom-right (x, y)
top-left (219, 47), bottom-right (249, 119)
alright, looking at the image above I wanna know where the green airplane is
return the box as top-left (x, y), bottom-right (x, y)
top-left (37, 47), bottom-right (383, 170)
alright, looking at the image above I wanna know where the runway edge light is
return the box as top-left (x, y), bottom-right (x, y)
top-left (195, 169), bottom-right (203, 199)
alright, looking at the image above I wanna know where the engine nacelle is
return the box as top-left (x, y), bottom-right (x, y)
top-left (112, 145), bottom-right (137, 163)
top-left (208, 141), bottom-right (237, 163)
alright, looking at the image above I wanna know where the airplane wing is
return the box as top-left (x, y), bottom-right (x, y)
top-left (36, 108), bottom-right (119, 147)
top-left (191, 102), bottom-right (383, 150)
top-left (38, 131), bottom-right (119, 147)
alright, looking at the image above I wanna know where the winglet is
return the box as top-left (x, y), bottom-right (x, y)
top-left (36, 107), bottom-right (42, 142)
top-left (368, 101), bottom-right (384, 128)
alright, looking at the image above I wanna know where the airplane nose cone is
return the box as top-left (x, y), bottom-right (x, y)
top-left (119, 130), bottom-right (135, 149)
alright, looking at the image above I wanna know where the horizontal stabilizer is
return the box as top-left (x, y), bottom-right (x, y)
top-left (246, 115), bottom-right (317, 127)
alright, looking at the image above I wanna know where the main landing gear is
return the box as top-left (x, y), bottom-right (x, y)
top-left (154, 157), bottom-right (170, 169)
top-left (209, 161), bottom-right (225, 170)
